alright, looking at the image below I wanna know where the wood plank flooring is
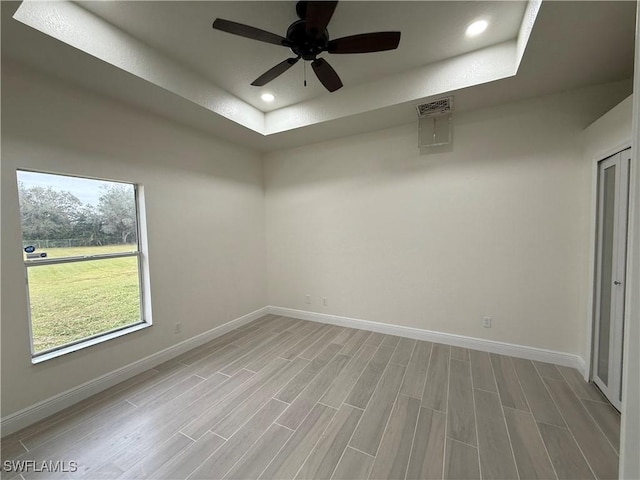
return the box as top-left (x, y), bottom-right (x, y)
top-left (1, 315), bottom-right (620, 480)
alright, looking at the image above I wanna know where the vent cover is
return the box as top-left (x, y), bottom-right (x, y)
top-left (416, 97), bottom-right (453, 117)
top-left (416, 96), bottom-right (453, 150)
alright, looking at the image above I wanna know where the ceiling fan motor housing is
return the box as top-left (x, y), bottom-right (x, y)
top-left (286, 20), bottom-right (329, 61)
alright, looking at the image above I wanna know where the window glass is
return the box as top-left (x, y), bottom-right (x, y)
top-left (17, 171), bottom-right (138, 259)
top-left (17, 170), bottom-right (145, 356)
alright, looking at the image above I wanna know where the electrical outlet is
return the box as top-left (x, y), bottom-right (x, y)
top-left (175, 322), bottom-right (182, 334)
top-left (305, 294), bottom-right (311, 304)
top-left (322, 297), bottom-right (328, 306)
top-left (482, 316), bottom-right (492, 328)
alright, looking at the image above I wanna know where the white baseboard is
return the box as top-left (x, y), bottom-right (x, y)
top-left (2, 304), bottom-right (586, 437)
top-left (0, 307), bottom-right (269, 437)
top-left (268, 306), bottom-right (586, 374)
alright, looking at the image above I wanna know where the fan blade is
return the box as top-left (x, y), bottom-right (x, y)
top-left (311, 58), bottom-right (343, 92)
top-left (213, 18), bottom-right (287, 46)
top-left (328, 32), bottom-right (401, 54)
top-left (251, 57), bottom-right (300, 86)
top-left (304, 1), bottom-right (338, 38)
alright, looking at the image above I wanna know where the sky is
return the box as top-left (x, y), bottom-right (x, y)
top-left (16, 170), bottom-right (131, 207)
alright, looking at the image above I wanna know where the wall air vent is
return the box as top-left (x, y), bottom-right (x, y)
top-left (416, 96), bottom-right (453, 150)
top-left (416, 97), bottom-right (453, 117)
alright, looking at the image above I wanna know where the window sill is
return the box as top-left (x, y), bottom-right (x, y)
top-left (31, 322), bottom-right (151, 364)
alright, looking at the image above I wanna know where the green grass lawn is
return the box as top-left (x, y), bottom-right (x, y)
top-left (27, 245), bottom-right (141, 353)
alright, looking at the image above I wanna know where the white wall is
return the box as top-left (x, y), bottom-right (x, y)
top-left (265, 81), bottom-right (630, 358)
top-left (583, 96), bottom-right (633, 158)
top-left (0, 62), bottom-right (266, 417)
top-left (620, 2), bottom-right (640, 476)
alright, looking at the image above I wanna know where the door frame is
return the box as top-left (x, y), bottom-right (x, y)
top-left (591, 151), bottom-right (630, 409)
top-left (585, 141), bottom-right (631, 385)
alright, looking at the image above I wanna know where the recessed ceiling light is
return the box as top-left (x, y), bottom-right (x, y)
top-left (465, 20), bottom-right (488, 37)
top-left (261, 93), bottom-right (275, 102)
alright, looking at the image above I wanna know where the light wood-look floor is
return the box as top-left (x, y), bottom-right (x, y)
top-left (1, 315), bottom-right (621, 480)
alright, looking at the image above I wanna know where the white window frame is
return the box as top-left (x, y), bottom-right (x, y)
top-left (18, 170), bottom-right (151, 363)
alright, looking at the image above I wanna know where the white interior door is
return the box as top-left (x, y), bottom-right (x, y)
top-left (593, 148), bottom-right (631, 410)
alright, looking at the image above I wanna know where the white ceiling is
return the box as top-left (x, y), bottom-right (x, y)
top-left (1, 1), bottom-right (636, 152)
top-left (79, 1), bottom-right (527, 112)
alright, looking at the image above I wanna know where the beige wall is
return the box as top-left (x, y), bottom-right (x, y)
top-left (0, 62), bottom-right (266, 416)
top-left (265, 81), bottom-right (630, 358)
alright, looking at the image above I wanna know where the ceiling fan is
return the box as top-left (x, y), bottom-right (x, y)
top-left (212, 1), bottom-right (401, 92)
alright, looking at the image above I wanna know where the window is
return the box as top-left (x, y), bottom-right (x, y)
top-left (16, 170), bottom-right (148, 359)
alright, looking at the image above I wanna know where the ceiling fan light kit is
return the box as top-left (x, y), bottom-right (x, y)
top-left (212, 1), bottom-right (401, 93)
